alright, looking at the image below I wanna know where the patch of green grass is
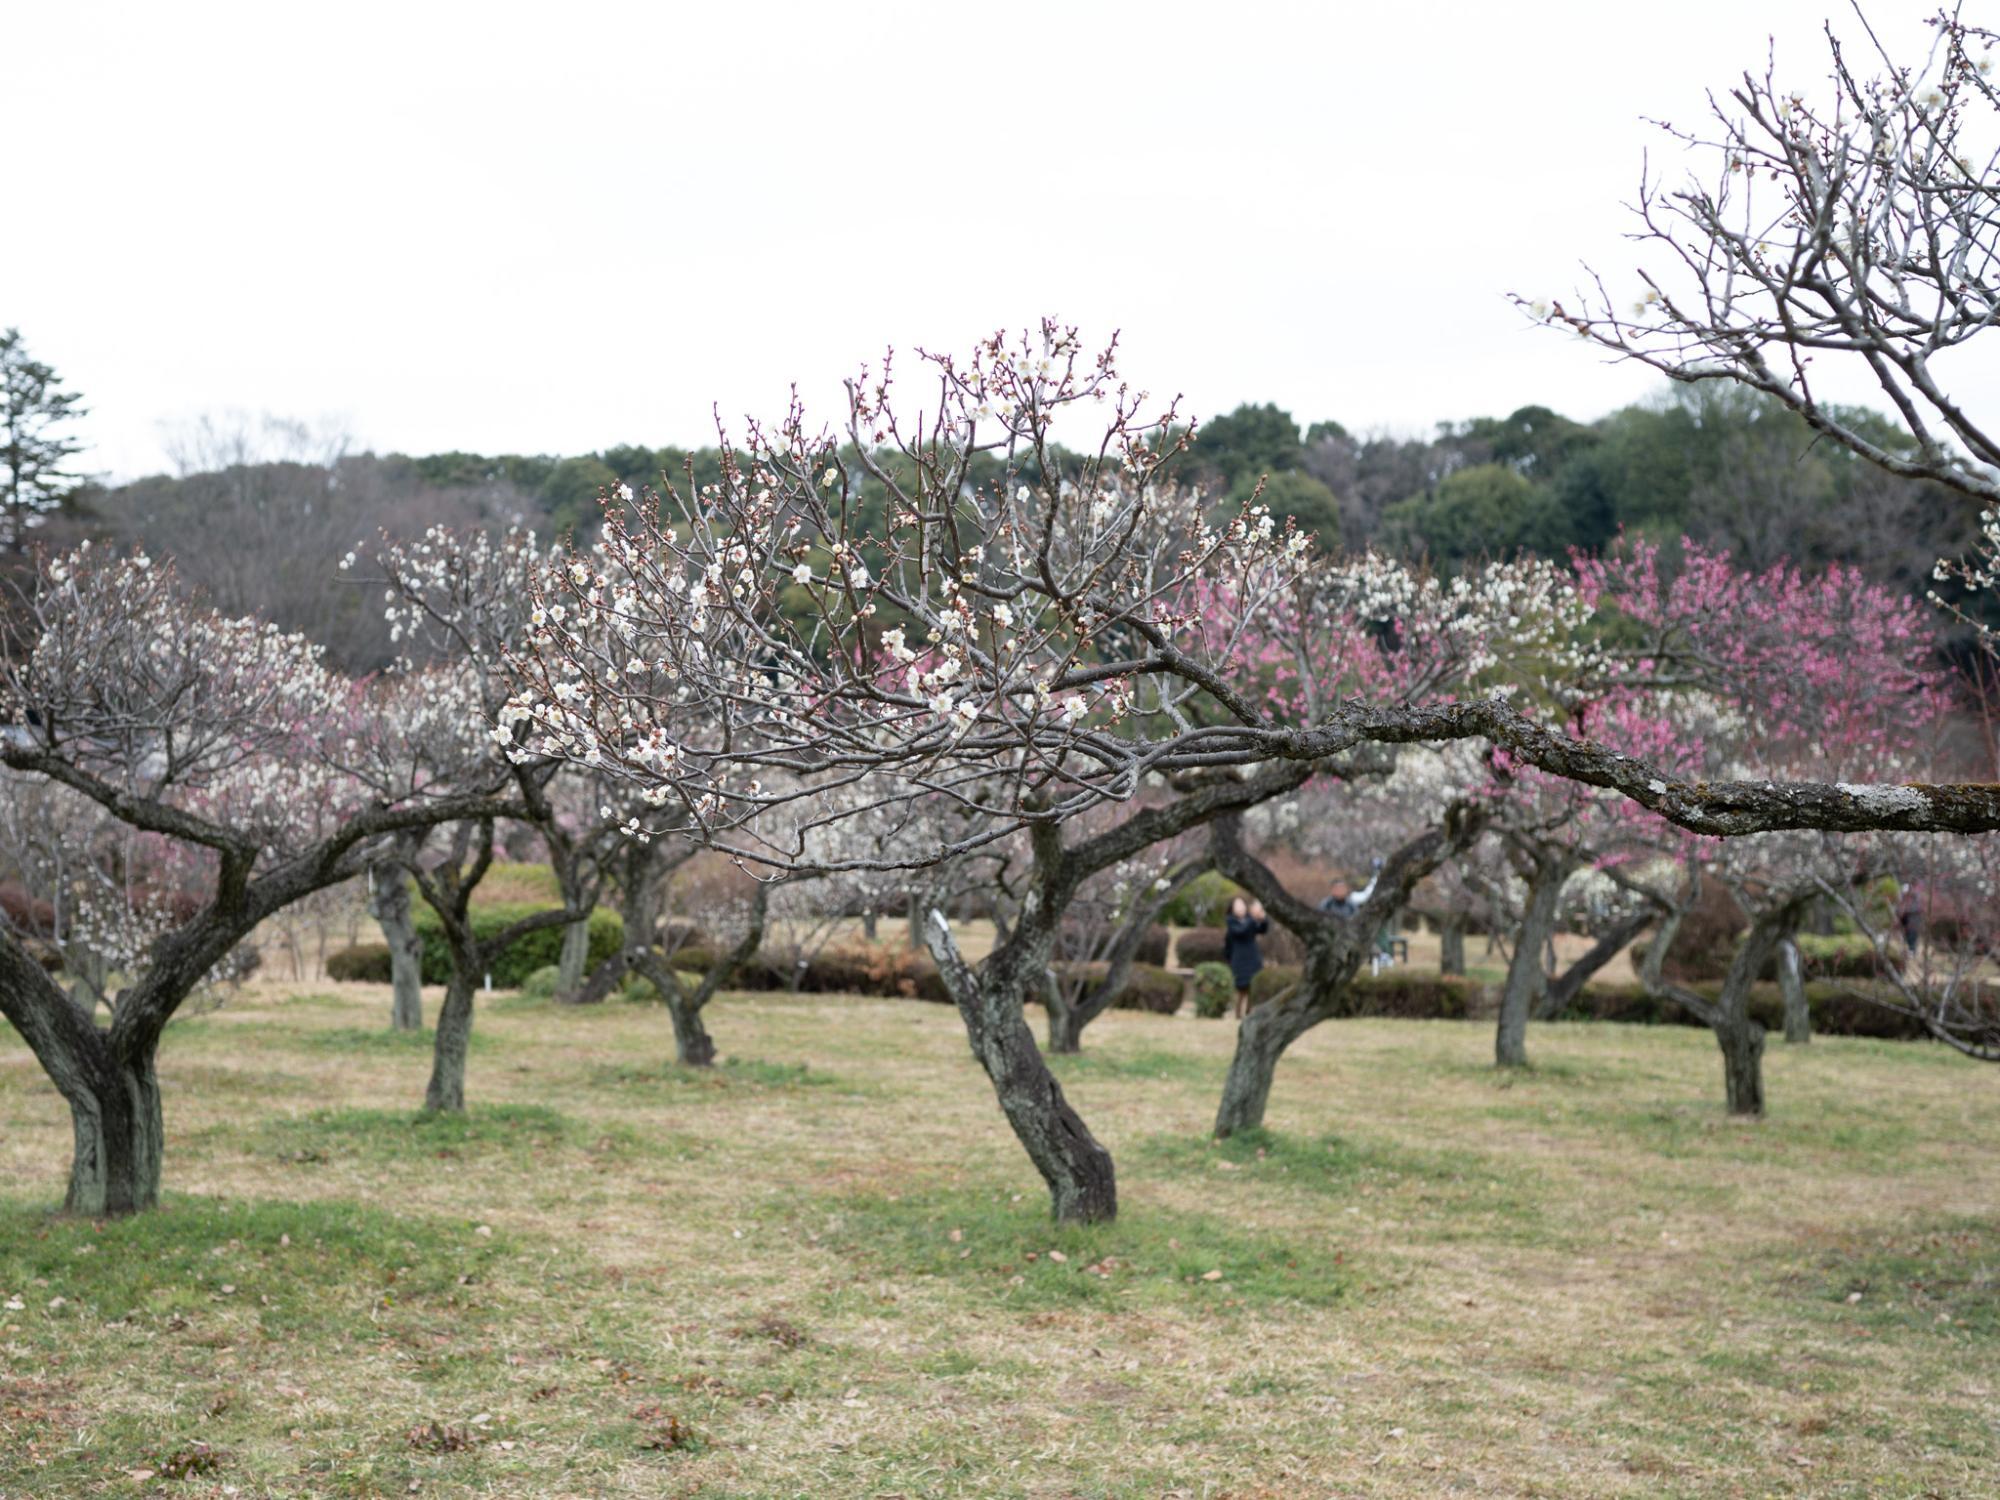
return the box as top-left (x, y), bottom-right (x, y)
top-left (1047, 1046), bottom-right (1221, 1085)
top-left (282, 1032), bottom-right (488, 1064)
top-left (1133, 1127), bottom-right (1540, 1243)
top-left (254, 1104), bottom-right (648, 1166)
top-left (0, 1193), bottom-right (515, 1334)
top-left (1801, 1217), bottom-right (2000, 1340)
top-left (288, 1025), bottom-right (493, 1056)
top-left (1604, 1104), bottom-right (1918, 1167)
top-left (591, 1057), bottom-right (864, 1094)
top-left (810, 1185), bottom-right (1352, 1310)
top-left (274, 992), bottom-right (355, 1010)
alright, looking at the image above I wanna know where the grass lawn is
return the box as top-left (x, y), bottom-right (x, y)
top-left (2, 982), bottom-right (1996, 1497)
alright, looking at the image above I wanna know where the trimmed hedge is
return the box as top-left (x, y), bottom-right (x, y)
top-left (519, 964), bottom-right (564, 1002)
top-left (411, 905), bottom-right (624, 989)
top-left (325, 907), bottom-right (624, 988)
top-left (1245, 966), bottom-right (1476, 1019)
top-left (1633, 931), bottom-right (1901, 985)
top-left (1176, 923), bottom-right (1305, 967)
top-left (667, 942), bottom-right (956, 1002)
top-left (1051, 961), bottom-right (1184, 1015)
top-left (1557, 980), bottom-right (1932, 1040)
top-left (326, 943), bottom-right (392, 983)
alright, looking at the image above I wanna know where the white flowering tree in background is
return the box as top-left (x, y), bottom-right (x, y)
top-left (360, 528), bottom-right (599, 1111)
top-left (0, 548), bottom-right (521, 1214)
top-left (0, 776), bottom-right (230, 1009)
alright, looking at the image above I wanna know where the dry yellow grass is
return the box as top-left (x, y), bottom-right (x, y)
top-left (2, 980), bottom-right (1996, 1497)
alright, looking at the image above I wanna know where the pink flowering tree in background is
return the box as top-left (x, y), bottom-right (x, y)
top-left (0, 548), bottom-right (523, 1214)
top-left (1202, 549), bottom-right (1622, 1135)
top-left (1480, 682), bottom-right (1714, 1070)
top-left (1580, 541), bottom-right (1957, 1114)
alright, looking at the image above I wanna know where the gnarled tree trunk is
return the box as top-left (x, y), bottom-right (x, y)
top-left (1537, 907), bottom-right (1657, 1019)
top-left (1438, 915), bottom-right (1467, 977)
top-left (62, 1049), bottom-right (164, 1216)
top-left (1215, 956), bottom-right (1351, 1137)
top-left (1496, 852), bottom-right (1568, 1068)
top-left (368, 857), bottom-right (425, 1031)
top-left (928, 909), bottom-right (1116, 1223)
top-left (424, 968), bottom-right (477, 1113)
top-left (1210, 804), bottom-right (1484, 1137)
top-left (556, 916), bottom-right (592, 1000)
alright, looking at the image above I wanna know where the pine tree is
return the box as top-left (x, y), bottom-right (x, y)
top-left (1, 328), bottom-right (87, 549)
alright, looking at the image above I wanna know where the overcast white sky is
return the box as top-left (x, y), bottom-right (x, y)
top-left (4, 1), bottom-right (1973, 481)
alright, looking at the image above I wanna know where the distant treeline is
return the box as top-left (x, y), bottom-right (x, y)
top-left (58, 386), bottom-right (1992, 673)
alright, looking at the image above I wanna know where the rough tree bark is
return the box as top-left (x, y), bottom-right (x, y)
top-left (1438, 915), bottom-right (1467, 977)
top-left (1495, 848), bottom-right (1570, 1069)
top-left (922, 766), bottom-right (1316, 1221)
top-left (367, 848), bottom-right (425, 1032)
top-left (1778, 936), bottom-right (1811, 1045)
top-left (555, 917), bottom-right (591, 999)
top-left (1, 939), bottom-right (167, 1214)
top-left (927, 903), bottom-right (1117, 1224)
top-left (1210, 802), bottom-right (1485, 1137)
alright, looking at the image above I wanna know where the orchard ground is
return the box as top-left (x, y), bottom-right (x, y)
top-left (3, 985), bottom-right (1996, 1499)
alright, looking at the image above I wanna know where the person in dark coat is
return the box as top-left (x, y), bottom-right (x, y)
top-left (1222, 895), bottom-right (1269, 1018)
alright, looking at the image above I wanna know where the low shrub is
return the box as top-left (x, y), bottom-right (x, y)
top-left (1797, 932), bottom-right (1901, 979)
top-left (1630, 930), bottom-right (1900, 985)
top-left (326, 943), bottom-right (392, 983)
top-left (1175, 923), bottom-right (1305, 967)
top-left (1159, 872), bottom-right (1245, 928)
top-left (410, 905), bottom-right (623, 989)
top-left (0, 881), bottom-right (55, 938)
top-left (328, 909), bottom-right (624, 988)
top-left (518, 964), bottom-right (563, 1002)
top-left (1190, 963), bottom-right (1234, 1019)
